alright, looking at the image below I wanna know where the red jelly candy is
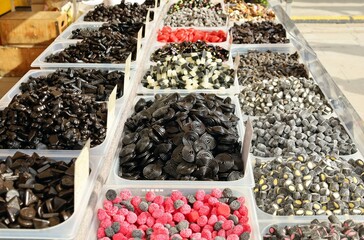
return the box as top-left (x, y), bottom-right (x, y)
top-left (131, 196), bottom-right (142, 208)
top-left (195, 190), bottom-right (205, 201)
top-left (171, 190), bottom-right (183, 201)
top-left (112, 233), bottom-right (126, 240)
top-left (119, 189), bottom-right (132, 200)
top-left (179, 204), bottom-right (192, 214)
top-left (233, 225), bottom-right (245, 235)
top-left (217, 203), bottom-right (230, 218)
top-left (208, 215), bottom-right (218, 225)
top-left (173, 212), bottom-right (185, 222)
top-left (152, 208), bottom-right (164, 219)
top-left (243, 224), bottom-right (252, 233)
top-left (148, 203), bottom-right (159, 214)
top-left (222, 220), bottom-right (234, 230)
top-left (197, 215), bottom-right (208, 227)
top-left (126, 212), bottom-right (137, 224)
top-left (190, 223), bottom-right (201, 233)
top-left (145, 191), bottom-right (156, 202)
top-left (239, 216), bottom-right (249, 224)
top-left (98, 209), bottom-right (110, 221)
top-left (153, 195), bottom-right (164, 205)
top-left (113, 214), bottom-right (125, 223)
top-left (187, 210), bottom-right (199, 223)
top-left (97, 227), bottom-right (105, 238)
top-left (198, 205), bottom-right (210, 216)
top-left (180, 229), bottom-right (192, 238)
top-left (100, 218), bottom-right (112, 228)
top-left (201, 229), bottom-right (212, 239)
top-left (193, 201), bottom-right (204, 210)
top-left (227, 234), bottom-right (239, 240)
top-left (218, 229), bottom-right (226, 237)
top-left (211, 188), bottom-right (223, 198)
top-left (103, 200), bottom-right (113, 210)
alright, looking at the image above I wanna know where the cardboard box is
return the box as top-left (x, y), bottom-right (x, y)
top-left (0, 45), bottom-right (47, 77)
top-left (0, 1), bottom-right (11, 16)
top-left (31, 3), bottom-right (45, 11)
top-left (15, 0), bottom-right (31, 7)
top-left (0, 11), bottom-right (67, 45)
top-left (31, 0), bottom-right (45, 3)
top-left (0, 77), bottom-right (20, 98)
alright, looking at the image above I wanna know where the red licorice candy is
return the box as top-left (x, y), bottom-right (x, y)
top-left (157, 26), bottom-right (227, 43)
top-left (96, 188), bottom-right (251, 239)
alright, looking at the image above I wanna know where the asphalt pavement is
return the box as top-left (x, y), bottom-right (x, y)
top-left (287, 0), bottom-right (364, 119)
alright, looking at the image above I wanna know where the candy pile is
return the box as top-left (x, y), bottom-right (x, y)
top-left (84, 2), bottom-right (151, 23)
top-left (0, 152), bottom-right (76, 229)
top-left (263, 215), bottom-right (364, 239)
top-left (251, 110), bottom-right (357, 157)
top-left (236, 51), bottom-right (308, 85)
top-left (70, 22), bottom-right (145, 40)
top-left (239, 76), bottom-right (332, 116)
top-left (96, 188), bottom-right (252, 239)
top-left (227, 3), bottom-right (275, 22)
top-left (157, 27), bottom-right (227, 43)
top-left (0, 86), bottom-right (107, 149)
top-left (224, 0), bottom-right (268, 6)
top-left (168, 0), bottom-right (223, 14)
top-left (142, 52), bottom-right (234, 90)
top-left (164, 8), bottom-right (227, 27)
top-left (254, 155), bottom-right (364, 216)
top-left (231, 22), bottom-right (289, 44)
top-left (45, 31), bottom-right (137, 63)
top-left (119, 93), bottom-right (243, 181)
top-left (150, 41), bottom-right (229, 62)
top-left (20, 69), bottom-right (124, 101)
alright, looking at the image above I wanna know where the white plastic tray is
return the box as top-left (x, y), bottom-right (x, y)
top-left (0, 152), bottom-right (101, 240)
top-left (137, 60), bottom-right (240, 95)
top-left (0, 69), bottom-right (131, 105)
top-left (88, 185), bottom-right (261, 240)
top-left (0, 97), bottom-right (124, 157)
top-left (31, 41), bottom-right (138, 70)
top-left (106, 94), bottom-right (255, 188)
top-left (250, 152), bottom-right (364, 222)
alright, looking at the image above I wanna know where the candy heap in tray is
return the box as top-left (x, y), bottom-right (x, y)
top-left (1, 0), bottom-right (364, 239)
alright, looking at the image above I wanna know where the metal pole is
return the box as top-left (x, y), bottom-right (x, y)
top-left (72, 0), bottom-right (77, 22)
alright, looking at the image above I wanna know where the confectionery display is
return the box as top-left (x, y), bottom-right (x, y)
top-left (1, 0), bottom-right (364, 239)
top-left (96, 188), bottom-right (252, 239)
top-left (119, 93), bottom-right (243, 181)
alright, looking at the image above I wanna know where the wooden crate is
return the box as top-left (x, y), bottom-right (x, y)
top-left (15, 0), bottom-right (31, 7)
top-left (0, 45), bottom-right (46, 77)
top-left (31, 0), bottom-right (45, 4)
top-left (31, 3), bottom-right (45, 11)
top-left (0, 77), bottom-right (20, 98)
top-left (0, 1), bottom-right (11, 16)
top-left (0, 11), bottom-right (67, 45)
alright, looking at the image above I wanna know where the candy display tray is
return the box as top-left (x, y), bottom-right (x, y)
top-left (231, 41), bottom-right (308, 75)
top-left (55, 22), bottom-right (149, 42)
top-left (0, 94), bottom-right (124, 158)
top-left (259, 218), bottom-right (360, 239)
top-left (87, 185), bottom-right (261, 240)
top-left (155, 24), bottom-right (232, 48)
top-left (0, 69), bottom-right (132, 105)
top-left (136, 58), bottom-right (240, 95)
top-left (106, 94), bottom-right (255, 188)
top-left (229, 20), bottom-right (291, 48)
top-left (246, 110), bottom-right (360, 159)
top-left (248, 151), bottom-right (364, 221)
top-left (75, 5), bottom-right (159, 24)
top-left (0, 152), bottom-right (102, 240)
top-left (149, 40), bottom-right (233, 61)
top-left (31, 40), bottom-right (139, 70)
